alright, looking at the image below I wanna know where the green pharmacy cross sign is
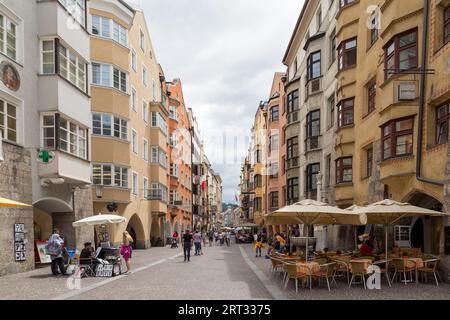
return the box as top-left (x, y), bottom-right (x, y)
top-left (38, 150), bottom-right (55, 164)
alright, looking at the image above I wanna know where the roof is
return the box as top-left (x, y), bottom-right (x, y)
top-left (282, 0), bottom-right (310, 65)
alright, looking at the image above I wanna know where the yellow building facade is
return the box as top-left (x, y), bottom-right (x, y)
top-left (90, 1), bottom-right (168, 248)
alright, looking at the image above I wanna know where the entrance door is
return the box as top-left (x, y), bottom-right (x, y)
top-left (411, 218), bottom-right (424, 252)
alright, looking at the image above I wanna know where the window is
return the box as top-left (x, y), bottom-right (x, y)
top-left (287, 90), bottom-right (299, 113)
top-left (382, 117), bottom-right (414, 160)
top-left (336, 157), bottom-right (353, 184)
top-left (306, 110), bottom-right (320, 140)
top-left (140, 29), bottom-right (145, 52)
top-left (338, 38), bottom-right (357, 70)
top-left (317, 7), bottom-right (322, 29)
top-left (41, 40), bottom-right (55, 74)
top-left (367, 80), bottom-right (376, 114)
top-left (337, 98), bottom-right (354, 128)
top-left (143, 66), bottom-right (147, 86)
top-left (92, 63), bottom-right (111, 86)
top-left (169, 106), bottom-right (178, 121)
top-left (58, 0), bottom-right (85, 26)
top-left (92, 15), bottom-right (127, 46)
top-left (254, 175), bottom-right (262, 188)
top-left (131, 88), bottom-right (137, 111)
top-left (143, 177), bottom-right (148, 198)
top-left (287, 136), bottom-right (299, 159)
top-left (254, 198), bottom-right (262, 212)
top-left (385, 29), bottom-right (418, 79)
top-left (437, 101), bottom-right (450, 144)
top-left (58, 43), bottom-right (86, 91)
top-left (151, 112), bottom-right (168, 135)
top-left (92, 113), bottom-right (127, 140)
top-left (42, 114), bottom-right (55, 148)
top-left (151, 147), bottom-right (168, 168)
top-left (270, 134), bottom-right (279, 152)
top-left (330, 28), bottom-right (336, 64)
top-left (131, 48), bottom-right (136, 72)
top-left (0, 13), bottom-right (17, 60)
top-left (270, 192), bottom-right (279, 209)
top-left (150, 183), bottom-right (168, 202)
top-left (445, 6), bottom-right (450, 45)
top-left (328, 94), bottom-right (335, 128)
top-left (132, 172), bottom-right (138, 195)
top-left (366, 148), bottom-right (373, 178)
top-left (269, 162), bottom-right (279, 179)
top-left (270, 106), bottom-right (279, 121)
top-left (325, 154), bottom-right (331, 187)
top-left (131, 129), bottom-right (137, 154)
top-left (143, 139), bottom-right (148, 161)
top-left (92, 164), bottom-right (128, 188)
top-left (307, 51), bottom-right (321, 80)
top-left (306, 163), bottom-right (320, 192)
top-left (369, 15), bottom-right (379, 46)
top-left (170, 163), bottom-right (179, 177)
top-left (255, 149), bottom-right (261, 163)
top-left (113, 67), bottom-right (127, 92)
top-left (287, 178), bottom-right (299, 203)
top-left (57, 117), bottom-right (87, 159)
top-left (0, 99), bottom-right (16, 142)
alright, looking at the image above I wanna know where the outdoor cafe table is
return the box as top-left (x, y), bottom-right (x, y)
top-left (296, 261), bottom-right (320, 275)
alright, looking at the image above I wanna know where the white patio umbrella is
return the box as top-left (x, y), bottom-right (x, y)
top-left (353, 199), bottom-right (450, 263)
top-left (72, 214), bottom-right (127, 227)
top-left (266, 199), bottom-right (362, 260)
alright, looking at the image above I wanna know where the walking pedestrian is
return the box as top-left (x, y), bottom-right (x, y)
top-left (182, 230), bottom-right (193, 262)
top-left (193, 230), bottom-right (202, 256)
top-left (120, 231), bottom-right (133, 274)
top-left (214, 230), bottom-right (219, 244)
top-left (218, 232), bottom-right (224, 246)
top-left (45, 229), bottom-right (67, 276)
top-left (208, 230), bottom-right (214, 247)
top-left (225, 231), bottom-right (231, 247)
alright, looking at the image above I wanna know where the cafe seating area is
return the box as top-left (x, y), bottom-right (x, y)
top-left (267, 249), bottom-right (443, 292)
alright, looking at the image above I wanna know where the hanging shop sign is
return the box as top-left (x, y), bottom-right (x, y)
top-left (14, 223), bottom-right (26, 261)
top-left (1, 61), bottom-right (20, 92)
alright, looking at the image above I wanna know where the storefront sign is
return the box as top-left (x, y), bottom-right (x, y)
top-left (14, 223), bottom-right (26, 261)
top-left (95, 264), bottom-right (113, 277)
top-left (0, 61), bottom-right (20, 92)
top-left (397, 82), bottom-right (416, 101)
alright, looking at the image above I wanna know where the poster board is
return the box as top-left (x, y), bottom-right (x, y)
top-left (95, 264), bottom-right (113, 277)
top-left (14, 223), bottom-right (26, 261)
top-left (35, 242), bottom-right (52, 264)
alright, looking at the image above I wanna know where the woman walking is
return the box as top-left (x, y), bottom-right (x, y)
top-left (120, 231), bottom-right (133, 274)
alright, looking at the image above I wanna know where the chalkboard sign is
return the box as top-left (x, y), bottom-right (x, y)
top-left (14, 223), bottom-right (26, 262)
top-left (445, 227), bottom-right (450, 255)
top-left (96, 264), bottom-right (113, 277)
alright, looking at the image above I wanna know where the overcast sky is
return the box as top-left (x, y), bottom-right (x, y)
top-left (133, 0), bottom-right (303, 204)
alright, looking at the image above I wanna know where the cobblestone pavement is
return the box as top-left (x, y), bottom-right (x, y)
top-left (241, 244), bottom-right (450, 300)
top-left (1, 242), bottom-right (449, 300)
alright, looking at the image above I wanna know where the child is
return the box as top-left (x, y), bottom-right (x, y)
top-left (254, 235), bottom-right (265, 257)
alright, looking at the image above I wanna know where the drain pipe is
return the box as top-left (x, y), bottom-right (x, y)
top-left (416, 0), bottom-right (444, 187)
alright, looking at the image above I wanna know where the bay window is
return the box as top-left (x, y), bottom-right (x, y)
top-left (287, 90), bottom-right (299, 113)
top-left (306, 163), bottom-right (320, 192)
top-left (0, 99), bottom-right (17, 142)
top-left (338, 38), bottom-right (357, 70)
top-left (92, 113), bottom-right (128, 140)
top-left (151, 112), bottom-right (168, 135)
top-left (287, 178), bottom-right (299, 203)
top-left (151, 146), bottom-right (167, 168)
top-left (384, 29), bottom-right (418, 79)
top-left (437, 101), bottom-right (450, 144)
top-left (169, 106), bottom-right (178, 121)
top-left (41, 40), bottom-right (55, 74)
top-left (92, 15), bottom-right (127, 47)
top-left (92, 63), bottom-right (127, 93)
top-left (336, 157), bottom-right (353, 184)
top-left (337, 98), bottom-right (354, 128)
top-left (58, 43), bottom-right (86, 91)
top-left (58, 0), bottom-right (86, 26)
top-left (93, 164), bottom-right (128, 188)
top-left (306, 110), bottom-right (320, 150)
top-left (150, 183), bottom-right (168, 202)
top-left (382, 117), bottom-right (414, 160)
top-left (0, 13), bottom-right (17, 60)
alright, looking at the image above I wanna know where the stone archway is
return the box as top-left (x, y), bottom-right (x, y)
top-left (404, 191), bottom-right (443, 254)
top-left (150, 218), bottom-right (162, 247)
top-left (126, 214), bottom-right (146, 249)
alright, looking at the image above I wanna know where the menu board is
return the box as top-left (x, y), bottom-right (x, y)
top-left (14, 223), bottom-right (26, 261)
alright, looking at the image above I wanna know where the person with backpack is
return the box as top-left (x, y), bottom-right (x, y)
top-left (46, 229), bottom-right (67, 276)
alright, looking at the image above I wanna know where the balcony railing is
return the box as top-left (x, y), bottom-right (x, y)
top-left (306, 77), bottom-right (322, 98)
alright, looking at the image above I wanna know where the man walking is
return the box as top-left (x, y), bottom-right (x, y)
top-left (182, 230), bottom-right (193, 262)
top-left (208, 230), bottom-right (214, 247)
top-left (193, 230), bottom-right (202, 256)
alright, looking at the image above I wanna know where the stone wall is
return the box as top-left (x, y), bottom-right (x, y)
top-left (73, 187), bottom-right (95, 251)
top-left (0, 143), bottom-right (33, 276)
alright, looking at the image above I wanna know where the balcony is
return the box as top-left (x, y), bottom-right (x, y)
top-left (38, 151), bottom-right (90, 185)
top-left (37, 0), bottom-right (90, 60)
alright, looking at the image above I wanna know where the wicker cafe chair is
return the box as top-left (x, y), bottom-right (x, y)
top-left (332, 258), bottom-right (350, 284)
top-left (283, 262), bottom-right (308, 293)
top-left (313, 257), bottom-right (329, 266)
top-left (418, 259), bottom-right (441, 287)
top-left (372, 259), bottom-right (392, 287)
top-left (311, 262), bottom-right (338, 291)
top-left (269, 256), bottom-right (284, 277)
top-left (349, 261), bottom-right (371, 290)
top-left (392, 258), bottom-right (416, 285)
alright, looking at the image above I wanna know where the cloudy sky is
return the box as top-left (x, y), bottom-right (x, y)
top-left (133, 0), bottom-right (303, 203)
